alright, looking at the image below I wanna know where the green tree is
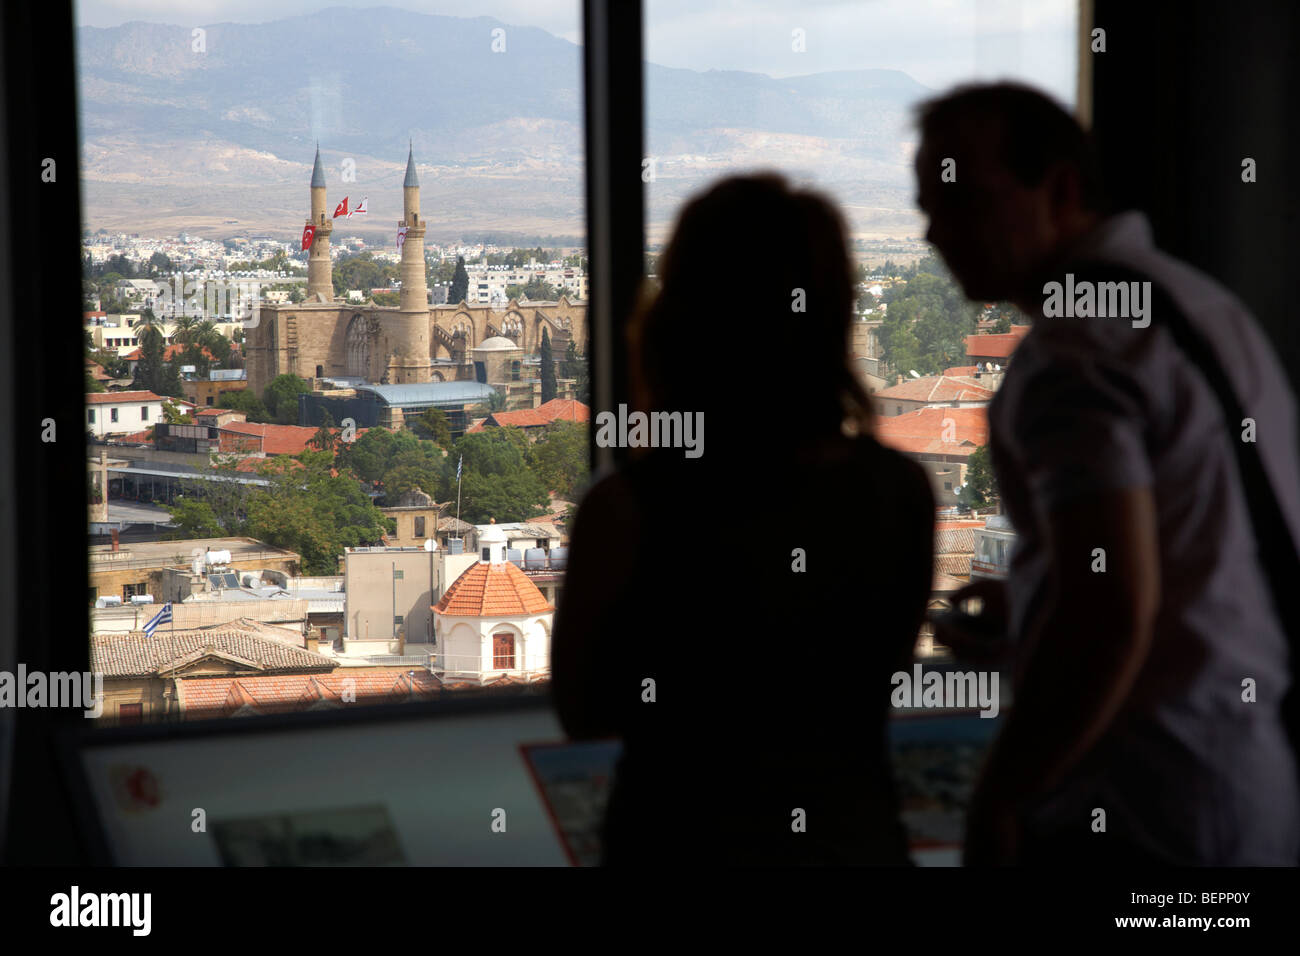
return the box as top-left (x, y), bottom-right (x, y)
top-left (441, 429), bottom-right (549, 523)
top-left (505, 278), bottom-right (559, 302)
top-left (308, 410), bottom-right (339, 453)
top-left (131, 323), bottom-right (166, 393)
top-left (575, 334), bottom-right (590, 405)
top-left (539, 327), bottom-right (557, 403)
top-left (408, 407), bottom-right (452, 448)
top-left (878, 260), bottom-right (979, 376)
top-left (218, 388), bottom-right (271, 422)
top-left (158, 357), bottom-right (185, 398)
top-left (527, 420), bottom-right (588, 499)
top-left (958, 444), bottom-right (999, 510)
top-left (166, 499), bottom-right (224, 538)
top-left (85, 368), bottom-right (106, 393)
top-left (171, 315), bottom-right (199, 346)
top-left (382, 446), bottom-right (442, 500)
top-left (986, 303), bottom-right (1022, 334)
top-left (263, 373), bottom-right (311, 425)
top-left (243, 451), bottom-right (390, 574)
top-left (449, 256), bottom-right (469, 305)
top-left (161, 400), bottom-right (192, 425)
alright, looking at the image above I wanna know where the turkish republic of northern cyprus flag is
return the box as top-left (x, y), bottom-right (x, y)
top-left (351, 196), bottom-right (368, 218)
top-left (396, 225), bottom-right (408, 252)
top-left (333, 196), bottom-right (349, 219)
top-left (301, 224), bottom-right (316, 251)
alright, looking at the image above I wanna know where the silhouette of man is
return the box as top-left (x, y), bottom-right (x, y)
top-left (920, 83), bottom-right (1300, 865)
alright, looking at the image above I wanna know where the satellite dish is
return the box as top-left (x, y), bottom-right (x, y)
top-left (424, 538), bottom-right (436, 552)
top-left (909, 370), bottom-right (921, 379)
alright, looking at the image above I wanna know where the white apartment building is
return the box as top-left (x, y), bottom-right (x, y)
top-left (463, 266), bottom-right (588, 305)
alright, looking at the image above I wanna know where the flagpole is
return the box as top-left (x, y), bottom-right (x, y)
top-left (456, 458), bottom-right (463, 546)
top-left (169, 602), bottom-right (176, 722)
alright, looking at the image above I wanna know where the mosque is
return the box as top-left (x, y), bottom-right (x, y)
top-left (244, 145), bottom-right (588, 417)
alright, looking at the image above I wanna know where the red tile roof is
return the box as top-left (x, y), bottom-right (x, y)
top-left (875, 375), bottom-right (993, 404)
top-left (86, 360), bottom-right (112, 381)
top-left (935, 553), bottom-right (973, 577)
top-left (943, 365), bottom-right (979, 377)
top-left (87, 390), bottom-right (163, 405)
top-left (467, 399), bottom-right (590, 433)
top-left (874, 406), bottom-right (988, 457)
top-left (964, 325), bottom-right (1030, 360)
top-left (435, 561), bottom-right (554, 617)
top-left (221, 422), bottom-right (351, 456)
top-left (92, 625), bottom-right (332, 678)
top-left (935, 527), bottom-right (977, 554)
top-left (534, 398), bottom-right (590, 422)
top-left (178, 670), bottom-right (440, 719)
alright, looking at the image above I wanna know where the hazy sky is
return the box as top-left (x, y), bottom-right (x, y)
top-left (76, 0), bottom-right (1078, 104)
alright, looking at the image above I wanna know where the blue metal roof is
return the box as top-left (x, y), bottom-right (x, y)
top-left (356, 381), bottom-right (497, 408)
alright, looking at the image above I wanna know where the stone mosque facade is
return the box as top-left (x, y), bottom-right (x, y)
top-left (245, 146), bottom-right (588, 397)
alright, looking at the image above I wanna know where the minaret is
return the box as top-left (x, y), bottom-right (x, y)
top-left (306, 145), bottom-right (333, 302)
top-left (391, 142), bottom-right (431, 382)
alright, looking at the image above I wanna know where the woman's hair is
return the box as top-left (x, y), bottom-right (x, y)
top-left (629, 173), bottom-right (874, 442)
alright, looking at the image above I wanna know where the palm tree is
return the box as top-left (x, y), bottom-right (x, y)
top-left (195, 319), bottom-right (219, 349)
top-left (170, 314), bottom-right (199, 346)
top-left (133, 309), bottom-right (164, 347)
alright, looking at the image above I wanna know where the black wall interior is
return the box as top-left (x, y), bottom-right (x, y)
top-left (1092, 0), bottom-right (1300, 394)
top-left (1, 0), bottom-right (1296, 863)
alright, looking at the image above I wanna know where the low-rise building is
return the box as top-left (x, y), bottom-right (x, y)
top-left (432, 523), bottom-right (553, 683)
top-left (341, 545), bottom-right (477, 656)
top-left (86, 390), bottom-right (165, 438)
top-left (874, 406), bottom-right (989, 508)
top-left (88, 535), bottom-right (302, 606)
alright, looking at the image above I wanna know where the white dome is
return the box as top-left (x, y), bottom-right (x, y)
top-left (479, 523), bottom-right (507, 544)
top-left (475, 336), bottom-right (519, 351)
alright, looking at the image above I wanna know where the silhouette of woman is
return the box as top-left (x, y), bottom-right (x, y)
top-left (552, 174), bottom-right (934, 865)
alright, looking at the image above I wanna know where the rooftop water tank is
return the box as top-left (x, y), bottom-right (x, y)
top-left (204, 549), bottom-right (232, 566)
top-left (129, 594), bottom-right (154, 605)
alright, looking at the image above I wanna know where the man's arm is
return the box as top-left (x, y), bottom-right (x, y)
top-left (550, 474), bottom-right (641, 740)
top-left (975, 484), bottom-right (1161, 815)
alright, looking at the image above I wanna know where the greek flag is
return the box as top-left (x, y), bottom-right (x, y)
top-left (144, 603), bottom-right (173, 639)
top-left (456, 455), bottom-right (462, 482)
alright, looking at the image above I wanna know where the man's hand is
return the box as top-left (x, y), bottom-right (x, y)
top-left (931, 578), bottom-right (1011, 664)
top-left (963, 776), bottom-right (1021, 866)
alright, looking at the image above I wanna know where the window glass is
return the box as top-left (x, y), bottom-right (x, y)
top-left (79, 2), bottom-right (587, 722)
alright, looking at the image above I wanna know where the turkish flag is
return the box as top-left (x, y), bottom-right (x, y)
top-left (333, 196), bottom-right (349, 219)
top-left (301, 224), bottom-right (316, 251)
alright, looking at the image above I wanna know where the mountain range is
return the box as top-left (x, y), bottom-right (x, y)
top-left (76, 6), bottom-right (932, 245)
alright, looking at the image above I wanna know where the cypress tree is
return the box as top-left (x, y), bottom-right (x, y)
top-left (449, 256), bottom-right (469, 305)
top-left (540, 327), bottom-right (557, 403)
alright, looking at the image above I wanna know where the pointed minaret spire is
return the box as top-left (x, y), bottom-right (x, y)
top-left (306, 144), bottom-right (333, 301)
top-left (311, 143), bottom-right (326, 188)
top-left (404, 141), bottom-right (420, 188)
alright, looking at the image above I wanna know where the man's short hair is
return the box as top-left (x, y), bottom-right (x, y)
top-left (916, 82), bottom-right (1109, 213)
